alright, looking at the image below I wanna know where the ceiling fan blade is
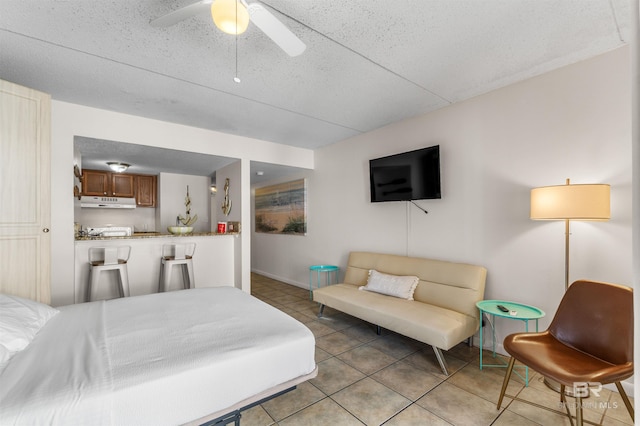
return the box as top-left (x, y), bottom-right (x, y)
top-left (150, 0), bottom-right (213, 27)
top-left (246, 3), bottom-right (306, 57)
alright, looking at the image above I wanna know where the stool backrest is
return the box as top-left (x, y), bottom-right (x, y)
top-left (89, 246), bottom-right (131, 264)
top-left (162, 243), bottom-right (196, 260)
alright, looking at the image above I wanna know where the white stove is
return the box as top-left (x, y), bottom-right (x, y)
top-left (85, 226), bottom-right (132, 237)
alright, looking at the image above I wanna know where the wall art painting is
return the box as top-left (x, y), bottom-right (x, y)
top-left (255, 179), bottom-right (307, 235)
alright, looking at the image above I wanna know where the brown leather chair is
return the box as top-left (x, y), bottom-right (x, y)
top-left (497, 280), bottom-right (634, 426)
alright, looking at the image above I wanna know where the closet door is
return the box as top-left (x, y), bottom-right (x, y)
top-left (0, 80), bottom-right (51, 303)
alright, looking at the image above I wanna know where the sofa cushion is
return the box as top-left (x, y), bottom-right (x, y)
top-left (359, 270), bottom-right (419, 300)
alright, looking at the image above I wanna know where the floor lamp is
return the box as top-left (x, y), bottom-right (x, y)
top-left (530, 178), bottom-right (611, 290)
top-left (530, 178), bottom-right (611, 393)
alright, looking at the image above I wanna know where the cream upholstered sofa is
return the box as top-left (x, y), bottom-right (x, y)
top-left (312, 251), bottom-right (487, 375)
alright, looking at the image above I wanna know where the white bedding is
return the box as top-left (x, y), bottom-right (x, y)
top-left (0, 287), bottom-right (316, 425)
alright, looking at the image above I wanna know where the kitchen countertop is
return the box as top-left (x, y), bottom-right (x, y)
top-left (75, 232), bottom-right (239, 241)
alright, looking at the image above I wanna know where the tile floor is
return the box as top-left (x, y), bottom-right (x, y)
top-left (245, 274), bottom-right (635, 426)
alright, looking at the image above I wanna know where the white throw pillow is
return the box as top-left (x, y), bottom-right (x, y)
top-left (359, 269), bottom-right (420, 300)
top-left (0, 294), bottom-right (59, 368)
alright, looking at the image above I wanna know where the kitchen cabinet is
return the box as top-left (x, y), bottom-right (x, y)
top-left (82, 169), bottom-right (156, 207)
top-left (82, 169), bottom-right (111, 196)
top-left (112, 173), bottom-right (135, 197)
top-left (135, 174), bottom-right (157, 207)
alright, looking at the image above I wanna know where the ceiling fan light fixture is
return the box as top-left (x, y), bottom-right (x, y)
top-left (211, 0), bottom-right (249, 35)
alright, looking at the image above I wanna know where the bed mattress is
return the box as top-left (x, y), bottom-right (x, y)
top-left (0, 287), bottom-right (316, 425)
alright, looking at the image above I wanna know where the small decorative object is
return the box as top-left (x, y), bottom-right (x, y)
top-left (227, 221), bottom-right (240, 232)
top-left (221, 178), bottom-right (232, 216)
top-left (217, 222), bottom-right (227, 233)
top-left (73, 164), bottom-right (81, 178)
top-left (73, 184), bottom-right (81, 200)
top-left (177, 185), bottom-right (198, 226)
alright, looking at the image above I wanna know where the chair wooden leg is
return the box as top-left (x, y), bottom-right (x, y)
top-left (615, 382), bottom-right (635, 422)
top-left (497, 357), bottom-right (516, 410)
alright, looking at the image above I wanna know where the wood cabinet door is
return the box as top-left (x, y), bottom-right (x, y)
top-left (111, 173), bottom-right (135, 197)
top-left (135, 175), bottom-right (156, 207)
top-left (0, 80), bottom-right (51, 304)
top-left (82, 170), bottom-right (109, 196)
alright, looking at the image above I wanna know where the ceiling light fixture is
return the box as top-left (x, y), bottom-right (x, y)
top-left (211, 0), bottom-right (249, 35)
top-left (107, 162), bottom-right (130, 173)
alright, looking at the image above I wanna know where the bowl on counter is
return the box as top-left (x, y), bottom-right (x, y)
top-left (167, 226), bottom-right (193, 235)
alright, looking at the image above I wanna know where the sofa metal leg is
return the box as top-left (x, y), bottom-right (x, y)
top-left (317, 304), bottom-right (325, 318)
top-left (376, 325), bottom-right (382, 335)
top-left (432, 346), bottom-right (449, 375)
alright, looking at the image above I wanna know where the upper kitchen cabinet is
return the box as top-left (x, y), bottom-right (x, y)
top-left (82, 169), bottom-right (111, 196)
top-left (82, 169), bottom-right (156, 207)
top-left (112, 173), bottom-right (135, 197)
top-left (135, 174), bottom-right (157, 207)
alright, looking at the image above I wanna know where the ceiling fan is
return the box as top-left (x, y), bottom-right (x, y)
top-left (150, 0), bottom-right (306, 57)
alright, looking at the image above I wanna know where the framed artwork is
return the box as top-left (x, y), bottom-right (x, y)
top-left (255, 179), bottom-right (307, 235)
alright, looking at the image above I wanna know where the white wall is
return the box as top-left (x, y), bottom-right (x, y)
top-left (50, 102), bottom-right (313, 306)
top-left (252, 46), bottom-right (633, 359)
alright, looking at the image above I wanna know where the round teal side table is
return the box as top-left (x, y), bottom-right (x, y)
top-left (476, 300), bottom-right (545, 386)
top-left (309, 265), bottom-right (339, 300)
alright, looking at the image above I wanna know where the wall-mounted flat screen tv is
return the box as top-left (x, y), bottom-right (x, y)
top-left (369, 145), bottom-right (441, 202)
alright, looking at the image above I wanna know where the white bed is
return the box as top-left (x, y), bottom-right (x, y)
top-left (0, 287), bottom-right (317, 425)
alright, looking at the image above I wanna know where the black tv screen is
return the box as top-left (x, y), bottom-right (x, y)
top-left (369, 145), bottom-right (441, 202)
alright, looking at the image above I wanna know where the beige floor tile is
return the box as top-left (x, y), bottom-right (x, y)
top-left (371, 360), bottom-right (443, 401)
top-left (278, 397), bottom-right (363, 426)
top-left (447, 363), bottom-right (524, 405)
top-left (337, 345), bottom-right (397, 375)
top-left (505, 399), bottom-right (572, 425)
top-left (491, 408), bottom-right (540, 426)
top-left (315, 331), bottom-right (363, 355)
top-left (340, 323), bottom-right (382, 343)
top-left (314, 346), bottom-right (332, 363)
top-left (260, 381), bottom-right (326, 421)
top-left (402, 348), bottom-right (467, 377)
top-left (269, 294), bottom-right (306, 305)
top-left (366, 334), bottom-right (420, 359)
top-left (384, 404), bottom-right (453, 426)
top-left (446, 341), bottom-right (479, 363)
top-left (239, 404), bottom-right (275, 426)
top-left (309, 357), bottom-right (366, 395)
top-left (416, 382), bottom-right (501, 426)
top-left (305, 320), bottom-right (339, 338)
top-left (331, 377), bottom-right (411, 425)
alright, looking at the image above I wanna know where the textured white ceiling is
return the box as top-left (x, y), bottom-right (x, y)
top-left (0, 0), bottom-right (631, 178)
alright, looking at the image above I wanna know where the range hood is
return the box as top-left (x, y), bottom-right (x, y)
top-left (80, 196), bottom-right (136, 209)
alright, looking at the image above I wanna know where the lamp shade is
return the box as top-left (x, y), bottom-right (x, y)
top-left (211, 0), bottom-right (250, 35)
top-left (530, 183), bottom-right (610, 220)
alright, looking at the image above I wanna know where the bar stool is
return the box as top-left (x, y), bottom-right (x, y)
top-left (309, 265), bottom-right (339, 300)
top-left (87, 246), bottom-right (131, 302)
top-left (159, 243), bottom-right (196, 292)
